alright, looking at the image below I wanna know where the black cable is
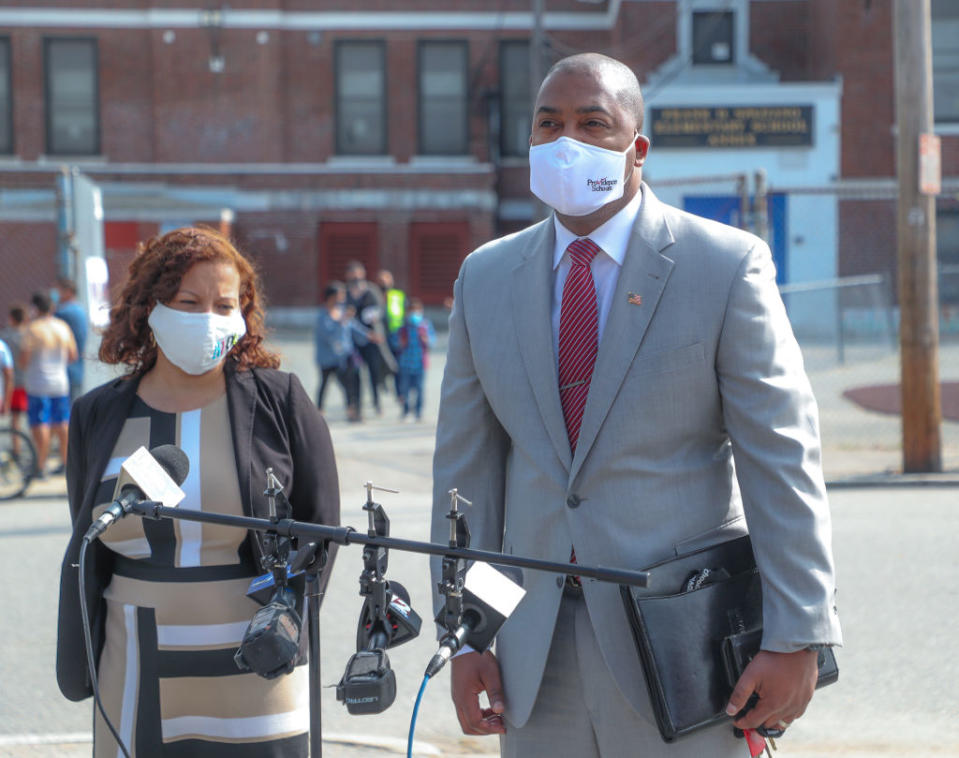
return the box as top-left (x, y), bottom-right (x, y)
top-left (466, 0), bottom-right (512, 106)
top-left (542, 2), bottom-right (681, 63)
top-left (78, 537), bottom-right (132, 758)
top-left (539, 0), bottom-right (737, 102)
top-left (642, 0), bottom-right (738, 101)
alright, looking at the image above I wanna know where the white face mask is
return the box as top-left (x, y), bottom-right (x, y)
top-left (148, 302), bottom-right (247, 376)
top-left (529, 135), bottom-right (635, 217)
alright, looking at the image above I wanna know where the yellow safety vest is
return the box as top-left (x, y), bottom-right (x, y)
top-left (385, 289), bottom-right (406, 333)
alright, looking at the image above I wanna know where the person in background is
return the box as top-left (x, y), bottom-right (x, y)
top-left (0, 305), bottom-right (28, 456)
top-left (376, 269), bottom-right (406, 393)
top-left (21, 292), bottom-right (77, 478)
top-left (315, 281), bottom-right (364, 422)
top-left (344, 261), bottom-right (397, 415)
top-left (55, 277), bottom-right (88, 403)
top-left (395, 298), bottom-right (435, 422)
top-left (0, 337), bottom-right (12, 415)
top-left (56, 226), bottom-right (339, 756)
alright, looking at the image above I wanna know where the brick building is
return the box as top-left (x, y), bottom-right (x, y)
top-left (0, 0), bottom-right (956, 325)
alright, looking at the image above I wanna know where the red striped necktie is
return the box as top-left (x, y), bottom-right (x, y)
top-left (558, 237), bottom-right (601, 453)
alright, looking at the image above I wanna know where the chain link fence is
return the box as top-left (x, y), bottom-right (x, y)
top-left (653, 174), bottom-right (959, 478)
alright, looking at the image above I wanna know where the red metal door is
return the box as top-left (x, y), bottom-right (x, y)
top-left (409, 222), bottom-right (470, 306)
top-left (318, 222), bottom-right (379, 297)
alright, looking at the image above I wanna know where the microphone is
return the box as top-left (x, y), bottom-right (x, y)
top-left (357, 580), bottom-right (422, 651)
top-left (336, 580), bottom-right (423, 714)
top-left (425, 562), bottom-right (526, 677)
top-left (83, 444), bottom-right (189, 542)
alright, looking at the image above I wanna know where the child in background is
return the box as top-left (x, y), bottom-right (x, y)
top-left (315, 282), bottom-right (365, 422)
top-left (396, 298), bottom-right (435, 421)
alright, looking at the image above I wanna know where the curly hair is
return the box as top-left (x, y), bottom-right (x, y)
top-left (99, 226), bottom-right (280, 375)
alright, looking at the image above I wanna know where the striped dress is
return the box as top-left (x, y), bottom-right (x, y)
top-left (92, 394), bottom-right (308, 757)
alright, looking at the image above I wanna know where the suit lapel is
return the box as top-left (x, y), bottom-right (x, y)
top-left (511, 219), bottom-right (573, 471)
top-left (570, 185), bottom-right (676, 482)
top-left (225, 363), bottom-right (256, 519)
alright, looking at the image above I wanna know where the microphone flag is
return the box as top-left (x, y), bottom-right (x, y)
top-left (113, 445), bottom-right (186, 509)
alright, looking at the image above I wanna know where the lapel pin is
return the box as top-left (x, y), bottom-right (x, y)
top-left (627, 292), bottom-right (643, 306)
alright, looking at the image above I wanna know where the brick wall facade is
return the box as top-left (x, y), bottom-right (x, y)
top-left (0, 0), bottom-right (956, 313)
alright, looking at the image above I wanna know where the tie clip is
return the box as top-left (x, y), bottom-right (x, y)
top-left (559, 379), bottom-right (588, 391)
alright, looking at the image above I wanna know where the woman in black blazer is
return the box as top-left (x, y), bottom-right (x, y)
top-left (56, 227), bottom-right (339, 757)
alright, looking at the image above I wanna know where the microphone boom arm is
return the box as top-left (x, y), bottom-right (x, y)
top-left (127, 500), bottom-right (650, 588)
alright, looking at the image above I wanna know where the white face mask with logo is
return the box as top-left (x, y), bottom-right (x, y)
top-left (529, 135), bottom-right (635, 217)
top-left (148, 302), bottom-right (247, 375)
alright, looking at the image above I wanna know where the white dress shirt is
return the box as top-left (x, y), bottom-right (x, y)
top-left (551, 187), bottom-right (643, 362)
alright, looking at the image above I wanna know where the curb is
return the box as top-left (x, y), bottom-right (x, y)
top-left (826, 471), bottom-right (959, 489)
top-left (0, 732), bottom-right (446, 757)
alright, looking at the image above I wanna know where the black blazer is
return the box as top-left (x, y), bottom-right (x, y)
top-left (56, 363), bottom-right (340, 701)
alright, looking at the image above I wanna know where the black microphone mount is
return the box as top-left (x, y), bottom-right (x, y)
top-left (234, 468), bottom-right (305, 680)
top-left (337, 482), bottom-right (423, 715)
top-left (126, 477), bottom-right (650, 757)
top-left (426, 489), bottom-right (472, 676)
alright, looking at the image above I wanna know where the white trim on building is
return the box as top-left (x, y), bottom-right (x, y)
top-left (0, 158), bottom-right (494, 175)
top-left (0, 184), bottom-right (498, 222)
top-left (0, 5), bottom-right (624, 31)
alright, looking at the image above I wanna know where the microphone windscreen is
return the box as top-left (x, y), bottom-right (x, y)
top-left (149, 444), bottom-right (190, 486)
top-left (386, 581), bottom-right (411, 605)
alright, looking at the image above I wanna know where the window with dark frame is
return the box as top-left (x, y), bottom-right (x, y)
top-left (418, 41), bottom-right (469, 155)
top-left (500, 40), bottom-right (531, 157)
top-left (45, 38), bottom-right (100, 155)
top-left (937, 210), bottom-right (959, 305)
top-left (932, 0), bottom-right (959, 123)
top-left (0, 38), bottom-right (11, 154)
top-left (335, 40), bottom-right (387, 155)
top-left (692, 11), bottom-right (735, 65)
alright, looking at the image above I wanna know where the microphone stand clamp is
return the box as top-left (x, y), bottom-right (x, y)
top-left (436, 489), bottom-right (472, 651)
top-left (234, 468), bottom-right (302, 680)
top-left (337, 482), bottom-right (408, 715)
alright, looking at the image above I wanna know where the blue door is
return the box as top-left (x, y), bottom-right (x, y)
top-left (682, 194), bottom-right (787, 284)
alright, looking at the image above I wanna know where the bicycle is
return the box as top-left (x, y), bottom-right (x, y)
top-left (0, 424), bottom-right (37, 500)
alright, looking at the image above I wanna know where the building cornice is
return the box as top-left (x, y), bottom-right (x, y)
top-left (0, 158), bottom-right (495, 176)
top-left (0, 3), bottom-right (623, 31)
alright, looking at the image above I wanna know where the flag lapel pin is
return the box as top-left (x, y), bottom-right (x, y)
top-left (627, 292), bottom-right (643, 306)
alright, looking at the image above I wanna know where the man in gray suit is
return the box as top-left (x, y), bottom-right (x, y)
top-left (431, 53), bottom-right (842, 757)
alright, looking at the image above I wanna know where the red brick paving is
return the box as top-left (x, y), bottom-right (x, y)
top-left (842, 382), bottom-right (959, 421)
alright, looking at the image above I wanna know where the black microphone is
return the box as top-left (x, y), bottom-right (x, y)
top-left (336, 580), bottom-right (424, 715)
top-left (426, 563), bottom-right (526, 677)
top-left (358, 580), bottom-right (422, 651)
top-left (83, 444), bottom-right (190, 542)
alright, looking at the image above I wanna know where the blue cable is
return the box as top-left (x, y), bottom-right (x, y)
top-left (408, 674), bottom-right (431, 758)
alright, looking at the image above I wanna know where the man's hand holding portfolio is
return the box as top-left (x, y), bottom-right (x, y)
top-left (451, 650), bottom-right (507, 735)
top-left (726, 649), bottom-right (820, 732)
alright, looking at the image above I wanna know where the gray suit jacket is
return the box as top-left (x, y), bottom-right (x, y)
top-left (431, 183), bottom-right (842, 728)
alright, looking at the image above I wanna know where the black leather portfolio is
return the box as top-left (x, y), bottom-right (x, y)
top-left (619, 535), bottom-right (838, 742)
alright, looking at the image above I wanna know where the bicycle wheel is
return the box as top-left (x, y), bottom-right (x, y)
top-left (0, 426), bottom-right (37, 500)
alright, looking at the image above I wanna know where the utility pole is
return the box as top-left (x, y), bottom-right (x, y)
top-left (894, 0), bottom-right (942, 472)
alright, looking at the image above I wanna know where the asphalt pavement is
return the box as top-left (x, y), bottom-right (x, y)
top-left (1, 328), bottom-right (957, 757)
